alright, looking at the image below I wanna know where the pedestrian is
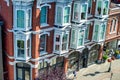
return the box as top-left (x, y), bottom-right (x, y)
top-left (73, 70), bottom-right (77, 79)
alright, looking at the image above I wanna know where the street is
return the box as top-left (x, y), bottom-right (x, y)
top-left (68, 59), bottom-right (120, 80)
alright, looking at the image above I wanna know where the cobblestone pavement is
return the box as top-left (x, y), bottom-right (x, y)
top-left (67, 59), bottom-right (120, 80)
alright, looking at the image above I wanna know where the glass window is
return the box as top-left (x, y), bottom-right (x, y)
top-left (103, 1), bottom-right (109, 15)
top-left (55, 35), bottom-right (60, 51)
top-left (88, 0), bottom-right (92, 14)
top-left (110, 19), bottom-right (117, 33)
top-left (17, 10), bottom-right (24, 28)
top-left (85, 25), bottom-right (90, 40)
top-left (78, 30), bottom-right (84, 46)
top-left (64, 7), bottom-right (70, 23)
top-left (100, 24), bottom-right (106, 40)
top-left (81, 4), bottom-right (87, 20)
top-left (62, 33), bottom-right (68, 50)
top-left (26, 10), bottom-right (31, 27)
top-left (40, 35), bottom-right (46, 52)
top-left (27, 39), bottom-right (30, 57)
top-left (71, 29), bottom-right (76, 46)
top-left (97, 1), bottom-right (102, 15)
top-left (57, 7), bottom-right (62, 24)
top-left (94, 25), bottom-right (99, 41)
top-left (17, 40), bottom-right (24, 58)
top-left (40, 6), bottom-right (48, 24)
top-left (73, 3), bottom-right (79, 21)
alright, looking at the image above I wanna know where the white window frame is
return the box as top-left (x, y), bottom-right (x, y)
top-left (110, 18), bottom-right (117, 34)
top-left (53, 29), bottom-right (69, 54)
top-left (92, 21), bottom-right (107, 42)
top-left (72, 2), bottom-right (88, 23)
top-left (40, 4), bottom-right (51, 27)
top-left (40, 34), bottom-right (48, 56)
top-left (55, 4), bottom-right (71, 26)
top-left (95, 0), bottom-right (110, 18)
top-left (87, 0), bottom-right (93, 17)
top-left (70, 27), bottom-right (85, 49)
top-left (13, 5), bottom-right (32, 31)
top-left (14, 34), bottom-right (31, 60)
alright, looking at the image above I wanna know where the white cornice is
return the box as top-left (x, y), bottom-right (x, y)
top-left (4, 0), bottom-right (10, 6)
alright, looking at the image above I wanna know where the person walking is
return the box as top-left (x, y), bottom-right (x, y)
top-left (73, 70), bottom-right (77, 79)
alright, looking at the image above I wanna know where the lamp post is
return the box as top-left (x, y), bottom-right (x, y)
top-left (107, 49), bottom-right (114, 72)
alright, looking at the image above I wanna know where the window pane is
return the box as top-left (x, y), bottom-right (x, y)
top-left (40, 6), bottom-right (47, 24)
top-left (88, 0), bottom-right (92, 14)
top-left (17, 69), bottom-right (23, 80)
top-left (73, 4), bottom-right (79, 20)
top-left (57, 7), bottom-right (62, 24)
top-left (17, 40), bottom-right (24, 58)
top-left (17, 10), bottom-right (24, 28)
top-left (40, 35), bottom-right (46, 52)
top-left (27, 39), bottom-right (30, 57)
top-left (62, 33), bottom-right (68, 50)
top-left (85, 25), bottom-right (89, 40)
top-left (55, 45), bottom-right (60, 51)
top-left (100, 24), bottom-right (106, 40)
top-left (94, 25), bottom-right (99, 41)
top-left (81, 4), bottom-right (87, 19)
top-left (78, 30), bottom-right (84, 46)
top-left (103, 1), bottom-right (109, 15)
top-left (64, 7), bottom-right (70, 23)
top-left (97, 1), bottom-right (102, 15)
top-left (26, 10), bottom-right (31, 27)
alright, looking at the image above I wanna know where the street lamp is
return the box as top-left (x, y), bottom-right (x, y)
top-left (107, 49), bottom-right (115, 72)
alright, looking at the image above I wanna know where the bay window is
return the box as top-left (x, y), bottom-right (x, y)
top-left (95, 0), bottom-right (109, 17)
top-left (72, 3), bottom-right (88, 22)
top-left (54, 30), bottom-right (69, 54)
top-left (70, 28), bottom-right (85, 49)
top-left (14, 34), bottom-right (31, 60)
top-left (55, 4), bottom-right (71, 26)
top-left (40, 34), bottom-right (47, 55)
top-left (13, 2), bottom-right (32, 31)
top-left (93, 21), bottom-right (107, 42)
top-left (40, 6), bottom-right (48, 25)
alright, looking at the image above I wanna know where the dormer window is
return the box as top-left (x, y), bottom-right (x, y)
top-left (96, 0), bottom-right (109, 17)
top-left (55, 4), bottom-right (71, 26)
top-left (72, 3), bottom-right (88, 22)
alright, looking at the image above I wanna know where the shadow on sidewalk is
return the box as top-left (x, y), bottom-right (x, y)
top-left (83, 71), bottom-right (108, 77)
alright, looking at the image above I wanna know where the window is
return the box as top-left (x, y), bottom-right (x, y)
top-left (17, 10), bottom-right (24, 28)
top-left (26, 10), bottom-right (31, 28)
top-left (15, 34), bottom-right (31, 60)
top-left (96, 0), bottom-right (109, 16)
top-left (17, 40), bottom-right (24, 58)
top-left (40, 6), bottom-right (48, 24)
top-left (93, 25), bottom-right (99, 41)
top-left (110, 18), bottom-right (117, 33)
top-left (85, 24), bottom-right (90, 40)
top-left (64, 7), bottom-right (70, 23)
top-left (81, 4), bottom-right (87, 20)
top-left (54, 30), bottom-right (69, 54)
top-left (39, 61), bottom-right (47, 70)
top-left (40, 34), bottom-right (47, 55)
top-left (73, 3), bottom-right (79, 21)
top-left (100, 24), bottom-right (106, 40)
top-left (56, 7), bottom-right (62, 24)
top-left (88, 0), bottom-right (92, 15)
top-left (93, 22), bottom-right (107, 41)
top-left (78, 30), bottom-right (84, 46)
top-left (62, 33), bottom-right (68, 51)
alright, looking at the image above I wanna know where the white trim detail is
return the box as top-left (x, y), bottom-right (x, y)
top-left (4, 0), bottom-right (10, 6)
top-left (4, 51), bottom-right (14, 59)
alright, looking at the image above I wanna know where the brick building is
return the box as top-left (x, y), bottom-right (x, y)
top-left (0, 0), bottom-right (117, 80)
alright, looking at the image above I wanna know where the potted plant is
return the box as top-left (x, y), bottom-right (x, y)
top-left (115, 50), bottom-right (120, 59)
top-left (102, 54), bottom-right (108, 63)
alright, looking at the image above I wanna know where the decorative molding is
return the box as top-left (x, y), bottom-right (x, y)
top-left (4, 51), bottom-right (14, 59)
top-left (4, 0), bottom-right (10, 6)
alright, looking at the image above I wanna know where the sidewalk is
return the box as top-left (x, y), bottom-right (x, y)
top-left (67, 59), bottom-right (120, 80)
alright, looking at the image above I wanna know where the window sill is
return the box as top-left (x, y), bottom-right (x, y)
top-left (84, 40), bottom-right (90, 43)
top-left (40, 51), bottom-right (48, 56)
top-left (40, 23), bottom-right (49, 27)
top-left (87, 14), bottom-right (93, 18)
